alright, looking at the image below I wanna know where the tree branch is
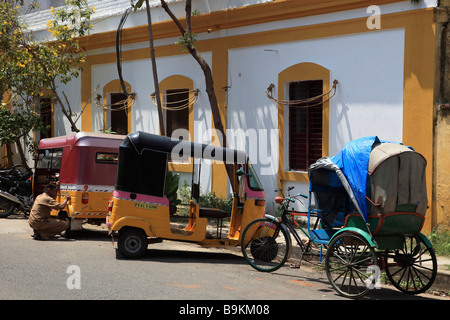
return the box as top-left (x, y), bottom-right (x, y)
top-left (185, 0), bottom-right (192, 34)
top-left (160, 0), bottom-right (186, 34)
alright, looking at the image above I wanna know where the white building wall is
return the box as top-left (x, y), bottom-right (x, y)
top-left (228, 28), bottom-right (405, 212)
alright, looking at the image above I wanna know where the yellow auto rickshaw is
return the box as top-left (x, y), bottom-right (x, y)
top-left (107, 131), bottom-right (266, 258)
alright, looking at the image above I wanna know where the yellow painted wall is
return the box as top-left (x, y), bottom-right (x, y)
top-left (434, 108), bottom-right (450, 229)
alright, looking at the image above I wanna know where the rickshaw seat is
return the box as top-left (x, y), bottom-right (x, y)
top-left (199, 208), bottom-right (227, 219)
top-left (199, 208), bottom-right (227, 239)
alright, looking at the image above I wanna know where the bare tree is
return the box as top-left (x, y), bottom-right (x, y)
top-left (134, 0), bottom-right (234, 184)
top-left (160, 0), bottom-right (226, 143)
top-left (144, 0), bottom-right (165, 135)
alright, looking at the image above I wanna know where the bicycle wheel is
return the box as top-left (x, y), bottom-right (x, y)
top-left (385, 235), bottom-right (437, 295)
top-left (325, 232), bottom-right (377, 298)
top-left (241, 218), bottom-right (290, 272)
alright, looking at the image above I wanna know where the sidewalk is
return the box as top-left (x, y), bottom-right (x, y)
top-left (433, 255), bottom-right (450, 294)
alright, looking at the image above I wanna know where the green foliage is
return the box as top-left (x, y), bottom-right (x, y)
top-left (165, 171), bottom-right (182, 205)
top-left (99, 127), bottom-right (117, 134)
top-left (0, 0), bottom-right (94, 99)
top-left (177, 178), bottom-right (233, 212)
top-left (178, 178), bottom-right (192, 204)
top-left (428, 226), bottom-right (450, 257)
top-left (199, 192), bottom-right (233, 213)
top-left (0, 103), bottom-right (47, 155)
top-left (175, 31), bottom-right (197, 52)
top-left (0, 0), bottom-right (94, 147)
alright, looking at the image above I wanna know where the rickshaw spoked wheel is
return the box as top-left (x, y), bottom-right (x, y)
top-left (384, 235), bottom-right (437, 295)
top-left (118, 228), bottom-right (148, 259)
top-left (241, 218), bottom-right (290, 273)
top-left (325, 232), bottom-right (377, 298)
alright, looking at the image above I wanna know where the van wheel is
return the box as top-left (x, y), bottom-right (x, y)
top-left (118, 228), bottom-right (148, 259)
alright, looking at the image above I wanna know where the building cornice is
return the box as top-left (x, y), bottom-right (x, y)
top-left (78, 0), bottom-right (407, 50)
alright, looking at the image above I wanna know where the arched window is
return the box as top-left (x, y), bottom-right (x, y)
top-left (159, 75), bottom-right (194, 140)
top-left (102, 80), bottom-right (132, 135)
top-left (278, 62), bottom-right (330, 181)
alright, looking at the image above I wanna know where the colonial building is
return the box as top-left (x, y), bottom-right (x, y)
top-left (15, 0), bottom-right (448, 231)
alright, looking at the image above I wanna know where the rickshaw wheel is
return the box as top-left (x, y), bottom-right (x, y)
top-left (241, 218), bottom-right (290, 273)
top-left (384, 235), bottom-right (437, 295)
top-left (118, 228), bottom-right (148, 259)
top-left (325, 232), bottom-right (377, 298)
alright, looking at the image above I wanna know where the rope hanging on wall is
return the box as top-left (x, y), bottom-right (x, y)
top-left (148, 89), bottom-right (199, 111)
top-left (265, 79), bottom-right (338, 108)
top-left (93, 93), bottom-right (136, 111)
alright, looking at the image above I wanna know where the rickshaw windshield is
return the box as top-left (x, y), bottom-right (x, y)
top-left (247, 162), bottom-right (264, 191)
top-left (36, 148), bottom-right (63, 170)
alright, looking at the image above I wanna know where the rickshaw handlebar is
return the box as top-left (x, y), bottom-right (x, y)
top-left (275, 187), bottom-right (308, 205)
top-left (286, 193), bottom-right (308, 203)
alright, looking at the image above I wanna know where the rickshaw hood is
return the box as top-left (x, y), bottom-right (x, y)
top-left (38, 132), bottom-right (125, 150)
top-left (310, 136), bottom-right (412, 221)
top-left (124, 131), bottom-right (247, 164)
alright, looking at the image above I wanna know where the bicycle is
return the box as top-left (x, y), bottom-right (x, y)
top-left (240, 186), bottom-right (319, 272)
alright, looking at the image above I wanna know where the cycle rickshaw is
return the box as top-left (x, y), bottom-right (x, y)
top-left (107, 131), bottom-right (266, 258)
top-left (241, 136), bottom-right (437, 298)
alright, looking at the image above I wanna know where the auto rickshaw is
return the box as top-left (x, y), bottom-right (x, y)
top-left (107, 131), bottom-right (266, 258)
top-left (34, 132), bottom-right (125, 232)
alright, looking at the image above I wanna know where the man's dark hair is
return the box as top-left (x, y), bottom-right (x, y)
top-left (44, 183), bottom-right (58, 192)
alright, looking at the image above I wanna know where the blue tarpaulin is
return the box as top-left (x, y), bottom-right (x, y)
top-left (309, 136), bottom-right (415, 223)
top-left (329, 136), bottom-right (381, 221)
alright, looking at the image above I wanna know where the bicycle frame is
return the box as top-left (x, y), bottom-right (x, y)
top-left (265, 192), bottom-right (315, 255)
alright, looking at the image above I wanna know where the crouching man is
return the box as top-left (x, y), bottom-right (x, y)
top-left (28, 183), bottom-right (71, 240)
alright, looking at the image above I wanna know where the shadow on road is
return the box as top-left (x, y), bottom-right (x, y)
top-left (115, 246), bottom-right (246, 266)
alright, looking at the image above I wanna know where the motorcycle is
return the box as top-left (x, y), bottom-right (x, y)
top-left (0, 165), bottom-right (33, 218)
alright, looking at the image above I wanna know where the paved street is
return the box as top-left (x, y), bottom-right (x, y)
top-left (0, 215), bottom-right (444, 302)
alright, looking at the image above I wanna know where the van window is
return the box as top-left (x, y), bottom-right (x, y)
top-left (36, 148), bottom-right (63, 170)
top-left (96, 152), bottom-right (119, 164)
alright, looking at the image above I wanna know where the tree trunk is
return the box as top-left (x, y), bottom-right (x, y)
top-left (160, 0), bottom-right (234, 186)
top-left (15, 139), bottom-right (29, 169)
top-left (145, 0), bottom-right (165, 136)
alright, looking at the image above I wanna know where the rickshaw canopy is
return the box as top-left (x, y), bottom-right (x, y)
top-left (116, 132), bottom-right (247, 197)
top-left (37, 132), bottom-right (125, 185)
top-left (122, 131), bottom-right (247, 163)
top-left (308, 136), bottom-right (427, 222)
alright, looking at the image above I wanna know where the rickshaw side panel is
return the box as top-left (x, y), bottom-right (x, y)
top-left (110, 190), bottom-right (209, 242)
top-left (111, 216), bottom-right (157, 238)
top-left (329, 227), bottom-right (377, 248)
top-left (228, 172), bottom-right (266, 241)
top-left (60, 147), bottom-right (119, 186)
top-left (345, 212), bottom-right (424, 236)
